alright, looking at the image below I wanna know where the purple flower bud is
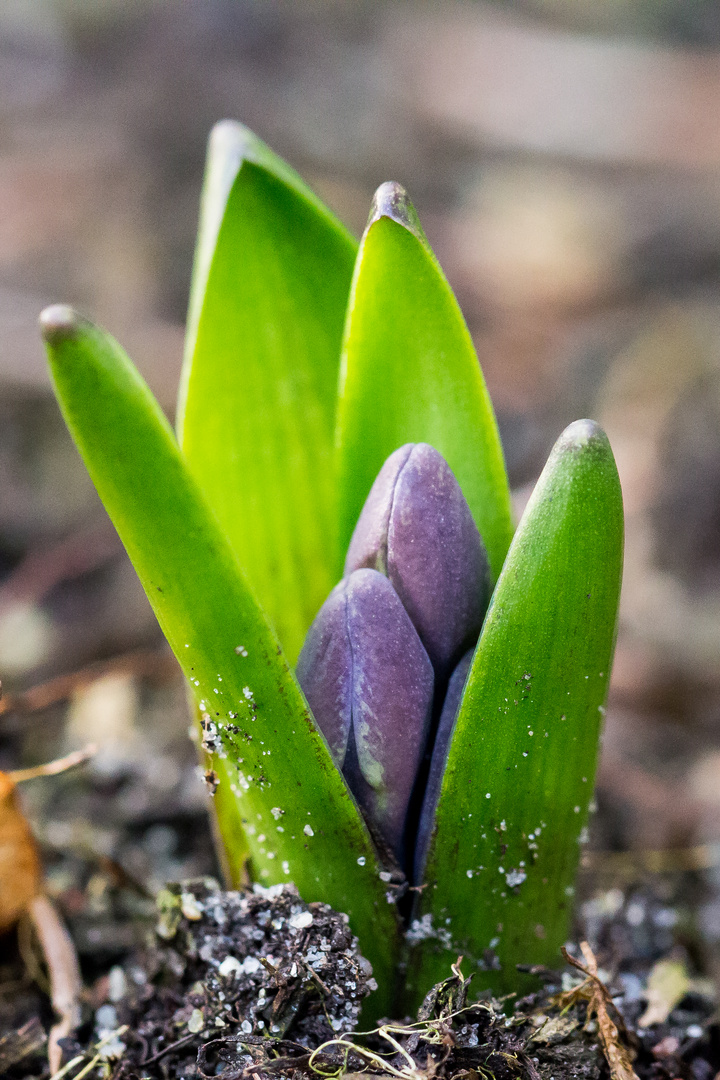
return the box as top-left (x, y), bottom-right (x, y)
top-left (297, 568), bottom-right (434, 861)
top-left (295, 582), bottom-right (353, 769)
top-left (414, 648), bottom-right (474, 882)
top-left (345, 443), bottom-right (489, 678)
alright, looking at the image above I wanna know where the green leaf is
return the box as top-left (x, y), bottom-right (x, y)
top-left (335, 183), bottom-right (513, 582)
top-left (192, 695), bottom-right (250, 890)
top-left (41, 306), bottom-right (402, 1014)
top-left (402, 420), bottom-right (623, 1010)
top-left (178, 121), bottom-right (358, 663)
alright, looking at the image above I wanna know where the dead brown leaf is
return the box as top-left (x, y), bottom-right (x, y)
top-left (0, 747), bottom-right (98, 933)
top-left (0, 771), bottom-right (42, 932)
top-left (0, 750), bottom-right (91, 1072)
top-left (561, 941), bottom-right (640, 1080)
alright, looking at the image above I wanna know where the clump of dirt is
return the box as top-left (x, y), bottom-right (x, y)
top-left (65, 878), bottom-right (375, 1078)
top-left (30, 877), bottom-right (720, 1080)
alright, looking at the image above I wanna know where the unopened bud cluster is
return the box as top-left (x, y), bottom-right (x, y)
top-left (297, 443), bottom-right (490, 878)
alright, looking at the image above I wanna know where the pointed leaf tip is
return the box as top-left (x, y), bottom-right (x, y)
top-left (368, 182), bottom-right (424, 241)
top-left (336, 182), bottom-right (513, 582)
top-left (210, 117), bottom-right (249, 143)
top-left (180, 124), bottom-right (357, 661)
top-left (205, 119), bottom-right (257, 176)
top-left (557, 418), bottom-right (608, 451)
top-left (39, 305), bottom-right (81, 345)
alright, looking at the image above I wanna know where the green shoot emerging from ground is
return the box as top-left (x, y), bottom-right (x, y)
top-left (40, 120), bottom-right (623, 1019)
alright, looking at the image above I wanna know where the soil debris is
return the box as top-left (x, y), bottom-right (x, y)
top-left (4, 877), bottom-right (720, 1080)
top-left (0, 1016), bottom-right (46, 1072)
top-left (65, 878), bottom-right (376, 1079)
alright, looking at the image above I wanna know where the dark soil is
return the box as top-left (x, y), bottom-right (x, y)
top-left (74, 878), bottom-right (375, 1079)
top-left (4, 871), bottom-right (717, 1080)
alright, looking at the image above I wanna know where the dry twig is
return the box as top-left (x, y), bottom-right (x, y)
top-left (10, 744), bottom-right (97, 783)
top-left (0, 646), bottom-right (179, 722)
top-left (26, 894), bottom-right (83, 1075)
top-left (560, 941), bottom-right (640, 1080)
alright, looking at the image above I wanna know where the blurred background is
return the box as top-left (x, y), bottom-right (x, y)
top-left (1, 0), bottom-right (720, 1015)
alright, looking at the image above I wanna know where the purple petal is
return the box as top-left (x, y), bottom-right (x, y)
top-left (343, 569), bottom-right (434, 861)
top-left (345, 443), bottom-right (489, 677)
top-left (297, 568), bottom-right (434, 862)
top-left (414, 648), bottom-right (474, 882)
top-left (296, 580), bottom-right (352, 768)
top-left (345, 444), bottom-right (413, 576)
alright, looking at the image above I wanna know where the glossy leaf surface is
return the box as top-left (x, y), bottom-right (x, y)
top-left (42, 307), bottom-right (402, 1012)
top-left (178, 121), bottom-right (358, 663)
top-left (335, 183), bottom-right (513, 583)
top-left (403, 420), bottom-right (623, 1009)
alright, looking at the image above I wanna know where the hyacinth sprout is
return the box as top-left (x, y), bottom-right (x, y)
top-left (297, 443), bottom-right (489, 872)
top-left (40, 120), bottom-right (623, 1018)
